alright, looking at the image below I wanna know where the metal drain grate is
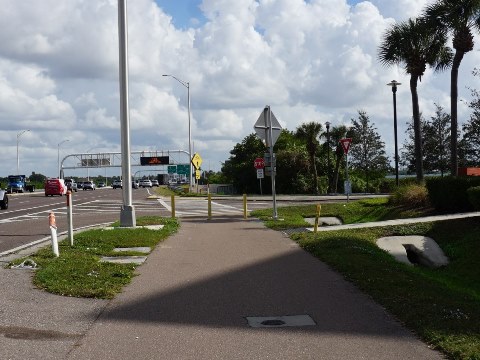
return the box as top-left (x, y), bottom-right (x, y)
top-left (246, 315), bottom-right (316, 328)
top-left (281, 228), bottom-right (310, 236)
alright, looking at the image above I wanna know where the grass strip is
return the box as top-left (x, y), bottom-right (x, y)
top-left (255, 201), bottom-right (480, 360)
top-left (251, 197), bottom-right (436, 230)
top-left (11, 216), bottom-right (178, 299)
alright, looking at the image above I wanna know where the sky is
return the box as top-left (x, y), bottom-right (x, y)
top-left (1, 0), bottom-right (479, 179)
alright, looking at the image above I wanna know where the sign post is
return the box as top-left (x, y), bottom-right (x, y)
top-left (340, 138), bottom-right (353, 202)
top-left (254, 106), bottom-right (282, 219)
top-left (254, 157), bottom-right (265, 195)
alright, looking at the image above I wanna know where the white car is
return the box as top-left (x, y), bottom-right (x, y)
top-left (112, 180), bottom-right (122, 189)
top-left (83, 181), bottom-right (96, 190)
top-left (139, 179), bottom-right (152, 188)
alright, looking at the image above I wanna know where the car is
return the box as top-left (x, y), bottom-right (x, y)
top-left (45, 178), bottom-right (67, 196)
top-left (77, 182), bottom-right (84, 189)
top-left (0, 189), bottom-right (8, 210)
top-left (97, 182), bottom-right (106, 188)
top-left (151, 179), bottom-right (159, 187)
top-left (112, 180), bottom-right (122, 189)
top-left (83, 181), bottom-right (96, 190)
top-left (139, 179), bottom-right (152, 188)
top-left (132, 180), bottom-right (139, 189)
top-left (64, 179), bottom-right (78, 192)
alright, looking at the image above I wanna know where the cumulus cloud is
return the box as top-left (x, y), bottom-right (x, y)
top-left (0, 0), bottom-right (476, 176)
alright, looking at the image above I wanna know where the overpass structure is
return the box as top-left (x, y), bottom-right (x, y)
top-left (59, 150), bottom-right (191, 179)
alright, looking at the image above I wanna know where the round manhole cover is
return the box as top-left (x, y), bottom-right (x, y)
top-left (261, 319), bottom-right (286, 326)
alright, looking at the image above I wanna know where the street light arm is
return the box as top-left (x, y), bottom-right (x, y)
top-left (58, 139), bottom-right (70, 147)
top-left (162, 74), bottom-right (189, 89)
top-left (17, 129), bottom-right (30, 139)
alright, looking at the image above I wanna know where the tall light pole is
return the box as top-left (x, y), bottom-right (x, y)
top-left (58, 139), bottom-right (69, 178)
top-left (325, 121), bottom-right (331, 193)
top-left (17, 129), bottom-right (30, 175)
top-left (118, 0), bottom-right (135, 227)
top-left (387, 80), bottom-right (401, 186)
top-left (162, 74), bottom-right (193, 190)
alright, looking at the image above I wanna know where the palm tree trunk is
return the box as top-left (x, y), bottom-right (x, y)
top-left (333, 147), bottom-right (343, 193)
top-left (450, 50), bottom-right (464, 177)
top-left (410, 75), bottom-right (424, 182)
top-left (311, 153), bottom-right (319, 194)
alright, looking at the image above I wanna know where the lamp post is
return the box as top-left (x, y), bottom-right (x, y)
top-left (58, 139), bottom-right (69, 178)
top-left (17, 129), bottom-right (30, 175)
top-left (118, 0), bottom-right (135, 227)
top-left (325, 121), bottom-right (331, 193)
top-left (162, 74), bottom-right (193, 190)
top-left (387, 80), bottom-right (401, 186)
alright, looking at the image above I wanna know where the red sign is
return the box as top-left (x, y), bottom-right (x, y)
top-left (340, 138), bottom-right (352, 155)
top-left (254, 157), bottom-right (265, 169)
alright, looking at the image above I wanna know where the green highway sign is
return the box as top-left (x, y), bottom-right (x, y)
top-left (176, 164), bottom-right (190, 176)
top-left (167, 165), bottom-right (177, 174)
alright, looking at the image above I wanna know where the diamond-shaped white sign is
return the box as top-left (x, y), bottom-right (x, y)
top-left (254, 107), bottom-right (282, 147)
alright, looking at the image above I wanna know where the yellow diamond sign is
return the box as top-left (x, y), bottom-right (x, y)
top-left (191, 153), bottom-right (203, 169)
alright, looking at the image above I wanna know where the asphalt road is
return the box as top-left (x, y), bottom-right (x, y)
top-left (0, 187), bottom-right (169, 254)
top-left (0, 188), bottom-right (384, 255)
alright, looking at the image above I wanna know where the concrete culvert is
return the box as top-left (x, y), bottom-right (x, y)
top-left (376, 236), bottom-right (449, 268)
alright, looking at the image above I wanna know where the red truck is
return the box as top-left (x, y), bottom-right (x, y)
top-left (44, 178), bottom-right (67, 196)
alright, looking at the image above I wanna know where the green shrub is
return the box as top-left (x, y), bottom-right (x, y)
top-left (467, 186), bottom-right (480, 210)
top-left (389, 184), bottom-right (429, 207)
top-left (426, 176), bottom-right (480, 212)
top-left (374, 177), bottom-right (419, 193)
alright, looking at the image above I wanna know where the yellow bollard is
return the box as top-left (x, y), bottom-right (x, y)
top-left (314, 204), bottom-right (321, 233)
top-left (171, 195), bottom-right (175, 218)
top-left (207, 193), bottom-right (212, 220)
top-left (243, 194), bottom-right (247, 219)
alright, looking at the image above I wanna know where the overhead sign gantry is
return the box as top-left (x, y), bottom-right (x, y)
top-left (59, 150), bottom-right (190, 178)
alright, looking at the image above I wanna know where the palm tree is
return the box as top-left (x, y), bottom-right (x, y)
top-left (424, 0), bottom-right (480, 176)
top-left (378, 17), bottom-right (452, 182)
top-left (330, 125), bottom-right (349, 194)
top-left (296, 122), bottom-right (322, 194)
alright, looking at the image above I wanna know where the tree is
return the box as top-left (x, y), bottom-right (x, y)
top-left (400, 114), bottom-right (427, 174)
top-left (459, 70), bottom-right (480, 166)
top-left (423, 104), bottom-right (451, 176)
top-left (222, 130), bottom-right (310, 194)
top-left (424, 0), bottom-right (480, 176)
top-left (275, 145), bottom-right (311, 194)
top-left (29, 172), bottom-right (47, 183)
top-left (221, 134), bottom-right (265, 193)
top-left (329, 125), bottom-right (350, 193)
top-left (295, 122), bottom-right (323, 194)
top-left (401, 107), bottom-right (452, 175)
top-left (378, 17), bottom-right (452, 182)
top-left (348, 111), bottom-right (390, 191)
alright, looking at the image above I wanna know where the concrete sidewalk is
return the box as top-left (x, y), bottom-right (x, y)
top-left (59, 216), bottom-right (442, 360)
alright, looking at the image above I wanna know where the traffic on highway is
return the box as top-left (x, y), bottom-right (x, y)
top-left (0, 186), bottom-right (170, 256)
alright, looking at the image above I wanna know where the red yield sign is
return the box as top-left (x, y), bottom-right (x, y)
top-left (340, 138), bottom-right (353, 155)
top-left (254, 157), bottom-right (265, 169)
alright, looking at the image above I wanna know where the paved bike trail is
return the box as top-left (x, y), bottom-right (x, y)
top-left (62, 216), bottom-right (443, 360)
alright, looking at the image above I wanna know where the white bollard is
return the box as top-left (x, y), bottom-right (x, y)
top-left (49, 212), bottom-right (59, 257)
top-left (66, 191), bottom-right (74, 246)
